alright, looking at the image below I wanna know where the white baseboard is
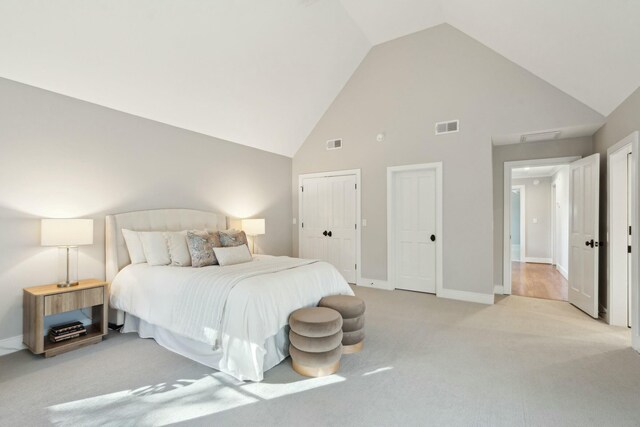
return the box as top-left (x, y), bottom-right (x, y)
top-left (557, 264), bottom-right (569, 280)
top-left (525, 257), bottom-right (552, 264)
top-left (494, 285), bottom-right (504, 295)
top-left (0, 335), bottom-right (25, 356)
top-left (357, 278), bottom-right (394, 290)
top-left (437, 288), bottom-right (494, 305)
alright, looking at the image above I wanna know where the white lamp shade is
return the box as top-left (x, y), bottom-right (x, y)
top-left (242, 218), bottom-right (265, 236)
top-left (41, 219), bottom-right (94, 246)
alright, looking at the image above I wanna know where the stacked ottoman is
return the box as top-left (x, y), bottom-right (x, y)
top-left (288, 307), bottom-right (343, 377)
top-left (319, 295), bottom-right (366, 354)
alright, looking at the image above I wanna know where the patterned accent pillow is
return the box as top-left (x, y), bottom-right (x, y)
top-left (219, 229), bottom-right (249, 248)
top-left (186, 231), bottom-right (222, 267)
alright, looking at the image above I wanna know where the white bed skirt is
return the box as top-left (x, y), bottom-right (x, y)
top-left (122, 314), bottom-right (290, 379)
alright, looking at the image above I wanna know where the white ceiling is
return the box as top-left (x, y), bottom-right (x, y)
top-left (1, 1), bottom-right (638, 157)
top-left (512, 165), bottom-right (567, 180)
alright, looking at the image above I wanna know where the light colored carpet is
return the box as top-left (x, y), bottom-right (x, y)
top-left (1, 286), bottom-right (639, 426)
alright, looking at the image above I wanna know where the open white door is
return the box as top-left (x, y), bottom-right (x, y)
top-left (568, 153), bottom-right (600, 318)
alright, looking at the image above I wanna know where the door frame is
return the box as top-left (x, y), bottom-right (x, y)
top-left (298, 169), bottom-right (362, 285)
top-left (503, 156), bottom-right (580, 294)
top-left (607, 131), bottom-right (639, 351)
top-left (511, 184), bottom-right (526, 263)
top-left (387, 162), bottom-right (443, 296)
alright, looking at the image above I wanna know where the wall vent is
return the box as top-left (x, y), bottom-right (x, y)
top-left (519, 130), bottom-right (560, 143)
top-left (435, 120), bottom-right (459, 135)
top-left (326, 138), bottom-right (342, 150)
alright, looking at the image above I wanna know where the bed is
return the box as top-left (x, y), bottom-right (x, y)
top-left (106, 209), bottom-right (353, 381)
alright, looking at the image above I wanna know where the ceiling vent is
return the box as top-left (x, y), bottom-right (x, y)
top-left (520, 130), bottom-right (561, 143)
top-left (326, 138), bottom-right (342, 150)
top-left (435, 120), bottom-right (459, 135)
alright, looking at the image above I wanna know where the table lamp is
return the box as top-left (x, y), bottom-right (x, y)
top-left (41, 219), bottom-right (94, 287)
top-left (241, 218), bottom-right (265, 254)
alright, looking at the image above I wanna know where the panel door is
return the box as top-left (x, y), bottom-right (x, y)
top-left (325, 175), bottom-right (357, 283)
top-left (394, 169), bottom-right (437, 293)
top-left (300, 177), bottom-right (329, 262)
top-left (300, 174), bottom-right (358, 284)
top-left (568, 154), bottom-right (600, 317)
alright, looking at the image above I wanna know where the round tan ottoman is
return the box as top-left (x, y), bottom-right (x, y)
top-left (288, 307), bottom-right (343, 377)
top-left (318, 295), bottom-right (365, 354)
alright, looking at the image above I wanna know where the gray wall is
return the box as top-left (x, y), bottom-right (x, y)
top-left (512, 177), bottom-right (552, 260)
top-left (594, 87), bottom-right (640, 308)
top-left (0, 78), bottom-right (293, 341)
top-left (292, 24), bottom-right (603, 296)
top-left (492, 137), bottom-right (594, 287)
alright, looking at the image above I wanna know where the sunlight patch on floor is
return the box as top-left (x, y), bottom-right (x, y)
top-left (47, 373), bottom-right (345, 426)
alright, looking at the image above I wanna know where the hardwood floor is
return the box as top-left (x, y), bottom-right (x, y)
top-left (512, 262), bottom-right (568, 301)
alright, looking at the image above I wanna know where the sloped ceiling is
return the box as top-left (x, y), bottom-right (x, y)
top-left (1, 1), bottom-right (638, 157)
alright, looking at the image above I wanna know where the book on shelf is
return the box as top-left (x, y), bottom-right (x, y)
top-left (50, 320), bottom-right (84, 335)
top-left (49, 329), bottom-right (87, 343)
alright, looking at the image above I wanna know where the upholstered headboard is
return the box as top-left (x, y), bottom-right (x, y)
top-left (105, 208), bottom-right (227, 282)
top-left (105, 208), bottom-right (227, 325)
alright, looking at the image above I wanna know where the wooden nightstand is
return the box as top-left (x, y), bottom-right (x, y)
top-left (23, 279), bottom-right (108, 357)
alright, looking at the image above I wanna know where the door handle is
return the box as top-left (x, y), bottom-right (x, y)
top-left (585, 239), bottom-right (594, 248)
top-left (430, 234), bottom-right (436, 242)
top-left (328, 231), bottom-right (332, 237)
top-left (323, 230), bottom-right (328, 236)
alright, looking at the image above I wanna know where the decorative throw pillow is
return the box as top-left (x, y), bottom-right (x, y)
top-left (122, 229), bottom-right (146, 264)
top-left (138, 231), bottom-right (171, 266)
top-left (219, 229), bottom-right (249, 248)
top-left (213, 245), bottom-right (253, 266)
top-left (186, 231), bottom-right (222, 267)
top-left (165, 230), bottom-right (192, 267)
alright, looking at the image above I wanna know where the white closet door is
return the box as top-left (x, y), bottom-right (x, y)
top-left (300, 177), bottom-right (328, 261)
top-left (300, 174), bottom-right (358, 283)
top-left (394, 168), bottom-right (437, 293)
top-left (568, 153), bottom-right (600, 318)
top-left (326, 175), bottom-right (357, 284)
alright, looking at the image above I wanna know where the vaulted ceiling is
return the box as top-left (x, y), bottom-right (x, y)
top-left (1, 1), bottom-right (638, 157)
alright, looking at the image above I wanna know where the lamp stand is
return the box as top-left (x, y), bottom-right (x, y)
top-left (58, 246), bottom-right (79, 288)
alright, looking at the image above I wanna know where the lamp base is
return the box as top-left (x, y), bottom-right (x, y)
top-left (57, 281), bottom-right (79, 288)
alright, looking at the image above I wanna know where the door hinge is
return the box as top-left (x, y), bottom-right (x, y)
top-left (301, 186), bottom-right (304, 192)
top-left (355, 223), bottom-right (357, 230)
top-left (355, 183), bottom-right (357, 190)
top-left (301, 222), bottom-right (304, 229)
top-left (355, 264), bottom-right (357, 270)
top-left (629, 245), bottom-right (632, 254)
top-left (630, 225), bottom-right (632, 235)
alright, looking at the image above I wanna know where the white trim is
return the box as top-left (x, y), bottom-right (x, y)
top-left (503, 156), bottom-right (581, 294)
top-left (438, 288), bottom-right (494, 305)
top-left (494, 285), bottom-right (504, 294)
top-left (298, 169), bottom-right (361, 286)
top-left (607, 139), bottom-right (633, 327)
top-left (387, 162), bottom-right (443, 296)
top-left (525, 257), bottom-right (553, 264)
top-left (605, 131), bottom-right (640, 351)
top-left (0, 335), bottom-right (25, 356)
top-left (511, 184), bottom-right (526, 262)
top-left (357, 277), bottom-right (394, 291)
top-left (557, 264), bottom-right (569, 280)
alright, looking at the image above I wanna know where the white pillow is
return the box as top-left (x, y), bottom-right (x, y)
top-left (212, 245), bottom-right (252, 266)
top-left (122, 229), bottom-right (146, 264)
top-left (138, 231), bottom-right (171, 266)
top-left (166, 231), bottom-right (192, 267)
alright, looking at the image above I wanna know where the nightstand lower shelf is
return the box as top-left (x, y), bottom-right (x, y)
top-left (43, 323), bottom-right (104, 357)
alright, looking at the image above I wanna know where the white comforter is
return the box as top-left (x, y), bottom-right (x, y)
top-left (110, 255), bottom-right (354, 381)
